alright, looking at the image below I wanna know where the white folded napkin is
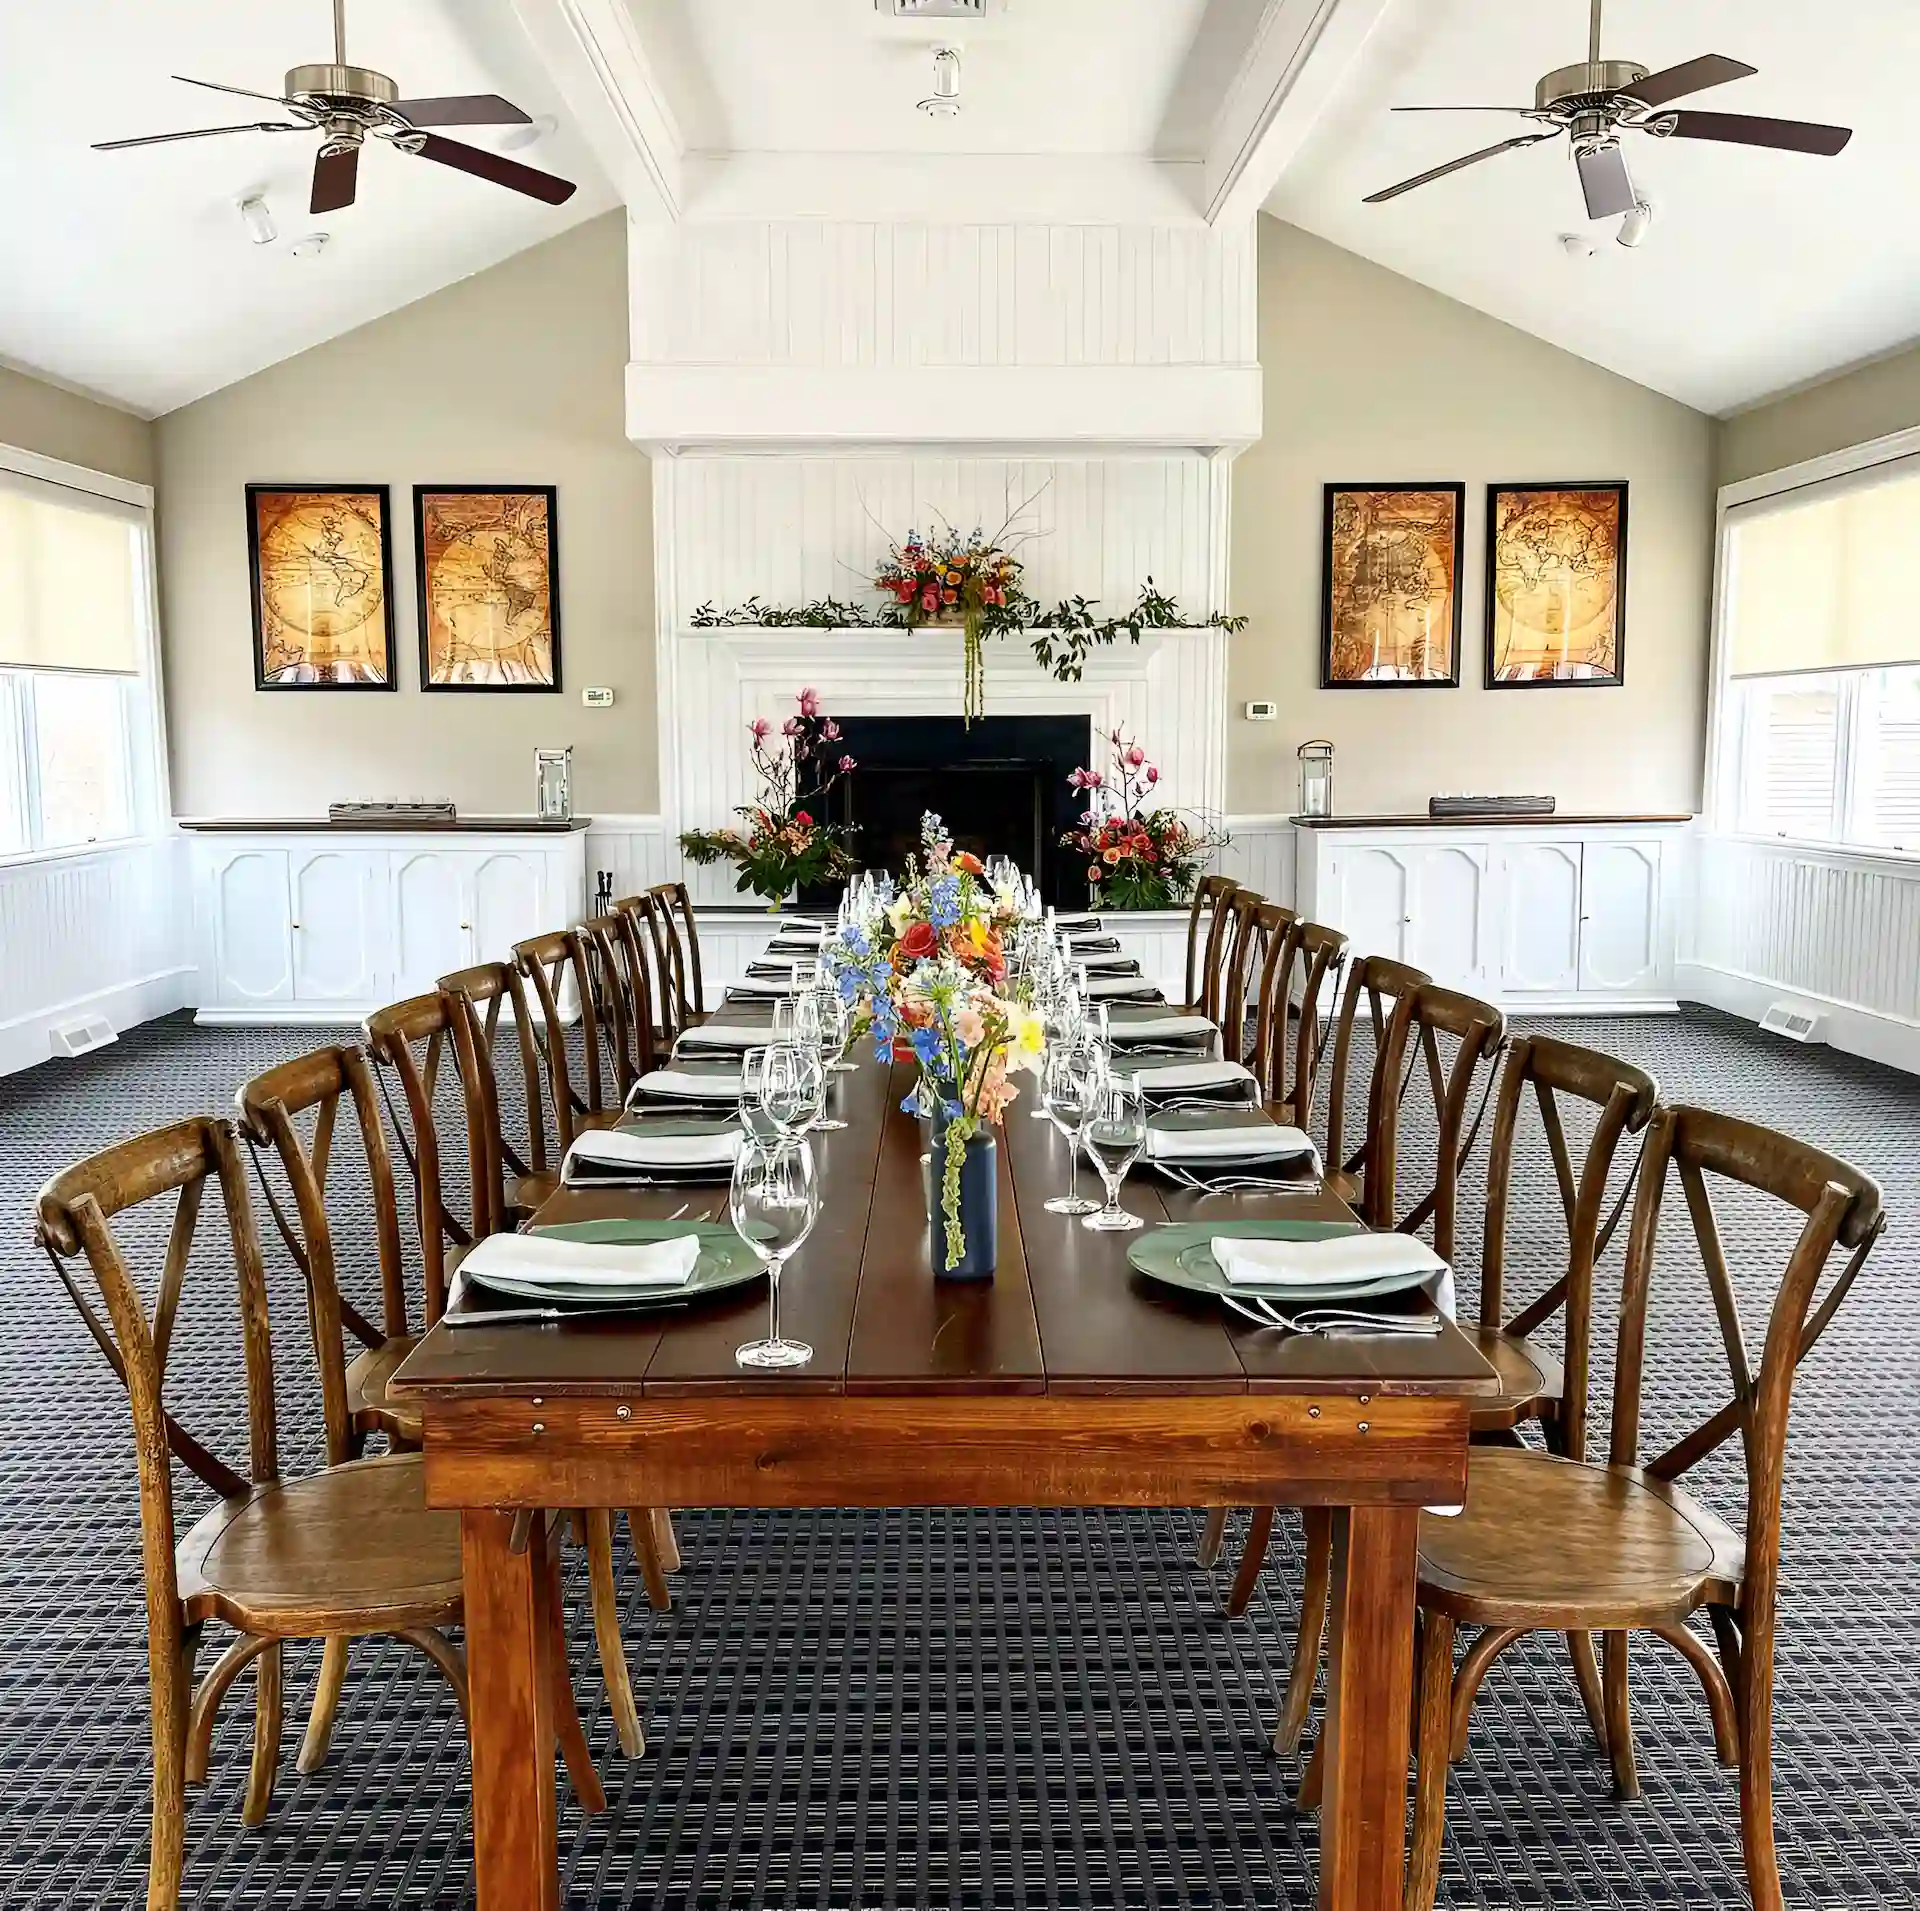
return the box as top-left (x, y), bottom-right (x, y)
top-left (631, 1067), bottom-right (744, 1101)
top-left (728, 976), bottom-right (800, 997)
top-left (463, 1229), bottom-right (702, 1290)
top-left (771, 918), bottom-right (828, 938)
top-left (1085, 973), bottom-right (1159, 998)
top-left (1056, 914), bottom-right (1100, 932)
top-left (565, 1126), bottom-right (740, 1172)
top-left (1105, 1014), bottom-right (1218, 1045)
top-left (674, 1023), bottom-right (773, 1051)
top-left (1209, 1231), bottom-right (1450, 1289)
top-left (1126, 1058), bottom-right (1250, 1093)
top-left (1146, 1122), bottom-right (1317, 1165)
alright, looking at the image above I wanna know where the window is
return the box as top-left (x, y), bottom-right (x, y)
top-left (0, 455), bottom-right (158, 857)
top-left (1717, 451), bottom-right (1920, 853)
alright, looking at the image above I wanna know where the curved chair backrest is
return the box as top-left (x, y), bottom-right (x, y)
top-left (655, 880), bottom-right (706, 1020)
top-left (1322, 954), bottom-right (1431, 1212)
top-left (578, 909), bottom-right (659, 1097)
top-left (436, 960), bottom-right (545, 1239)
top-left (513, 928), bottom-right (607, 1154)
top-left (620, 891), bottom-right (684, 1044)
top-left (1205, 886), bottom-right (1265, 1033)
top-left (1183, 874), bottom-right (1238, 1012)
top-left (1250, 917), bottom-right (1349, 1121)
top-left (1221, 898), bottom-right (1289, 1066)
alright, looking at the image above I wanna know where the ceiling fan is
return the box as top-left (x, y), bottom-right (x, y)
top-left (91, 0), bottom-right (577, 215)
top-left (1363, 0), bottom-right (1851, 219)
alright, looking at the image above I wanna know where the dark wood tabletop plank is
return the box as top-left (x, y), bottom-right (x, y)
top-left (844, 1064), bottom-right (1046, 1394)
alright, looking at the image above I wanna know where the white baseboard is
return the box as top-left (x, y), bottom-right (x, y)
top-left (0, 966), bottom-right (196, 1079)
top-left (1501, 994), bottom-right (1679, 1017)
top-left (1676, 960), bottom-right (1920, 1077)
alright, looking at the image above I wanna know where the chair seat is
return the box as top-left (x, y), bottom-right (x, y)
top-left (1418, 1447), bottom-right (1746, 1630)
top-left (509, 1169), bottom-right (559, 1215)
top-left (177, 1453), bottom-right (464, 1636)
top-left (345, 1336), bottom-right (421, 1444)
top-left (1464, 1323), bottom-right (1565, 1432)
top-left (1324, 1167), bottom-right (1360, 1206)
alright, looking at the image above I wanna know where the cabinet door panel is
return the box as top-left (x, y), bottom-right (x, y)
top-left (1333, 847), bottom-right (1411, 965)
top-left (291, 851), bottom-right (379, 1002)
top-left (1503, 843), bottom-right (1583, 993)
top-left (211, 850), bottom-right (292, 1003)
top-left (1579, 840), bottom-right (1663, 993)
top-left (471, 852), bottom-right (546, 964)
top-left (392, 852), bottom-right (472, 998)
top-left (1408, 844), bottom-right (1489, 988)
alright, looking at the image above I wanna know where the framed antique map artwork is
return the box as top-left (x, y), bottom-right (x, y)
top-left (413, 485), bottom-right (561, 692)
top-left (246, 484), bottom-right (395, 690)
top-left (1320, 482), bottom-right (1464, 689)
top-left (1485, 481), bottom-right (1627, 689)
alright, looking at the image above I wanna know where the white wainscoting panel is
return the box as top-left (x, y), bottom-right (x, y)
top-left (1217, 816), bottom-right (1295, 909)
top-left (1682, 834), bottom-right (1920, 1072)
top-left (0, 840), bottom-right (193, 1076)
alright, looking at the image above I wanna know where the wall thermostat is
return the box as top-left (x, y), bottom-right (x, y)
top-left (582, 686), bottom-right (615, 708)
top-left (1243, 700), bottom-right (1278, 721)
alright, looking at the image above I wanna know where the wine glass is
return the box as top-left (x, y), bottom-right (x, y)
top-left (795, 992), bottom-right (848, 1129)
top-left (738, 1046), bottom-right (782, 1144)
top-left (1080, 1076), bottom-right (1147, 1232)
top-left (757, 1039), bottom-right (824, 1139)
top-left (1042, 1038), bottom-right (1104, 1216)
top-left (731, 1137), bottom-right (820, 1369)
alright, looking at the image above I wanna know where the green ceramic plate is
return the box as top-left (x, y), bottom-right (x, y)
top-left (468, 1219), bottom-right (765, 1308)
top-left (1126, 1219), bottom-right (1430, 1305)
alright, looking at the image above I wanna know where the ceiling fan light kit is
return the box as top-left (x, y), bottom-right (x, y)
top-left (92, 0), bottom-right (578, 215)
top-left (1363, 0), bottom-right (1852, 220)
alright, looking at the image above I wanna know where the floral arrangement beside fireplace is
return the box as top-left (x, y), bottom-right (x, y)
top-left (1061, 729), bottom-right (1227, 912)
top-left (678, 688), bottom-right (860, 904)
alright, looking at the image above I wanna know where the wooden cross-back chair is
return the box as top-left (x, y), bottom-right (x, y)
top-left (642, 881), bottom-right (707, 1038)
top-left (618, 892), bottom-right (683, 1049)
top-left (1402, 1104), bottom-right (1885, 1911)
top-left (577, 908), bottom-right (661, 1101)
top-left (1249, 918), bottom-right (1349, 1122)
top-left (654, 879), bottom-right (707, 1020)
top-left (436, 960), bottom-right (553, 1228)
top-left (33, 1117), bottom-right (478, 1911)
top-left (1180, 873), bottom-right (1238, 1014)
top-left (513, 928), bottom-right (622, 1155)
top-left (1317, 955), bottom-right (1431, 1216)
top-left (1216, 893), bottom-right (1283, 1063)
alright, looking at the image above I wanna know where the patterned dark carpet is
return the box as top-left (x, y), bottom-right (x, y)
top-left (1, 1007), bottom-right (1915, 1910)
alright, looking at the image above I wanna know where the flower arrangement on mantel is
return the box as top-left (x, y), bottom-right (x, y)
top-left (1060, 729), bottom-right (1228, 913)
top-left (677, 688), bottom-right (859, 905)
top-left (830, 814), bottom-right (1044, 1267)
top-left (688, 544), bottom-right (1247, 721)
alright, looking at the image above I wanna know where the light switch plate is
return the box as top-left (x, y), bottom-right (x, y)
top-left (1243, 700), bottom-right (1277, 720)
top-left (582, 686), bottom-right (615, 708)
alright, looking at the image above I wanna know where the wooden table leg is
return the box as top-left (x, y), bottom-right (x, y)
top-left (462, 1508), bottom-right (560, 1911)
top-left (1317, 1505), bottom-right (1420, 1911)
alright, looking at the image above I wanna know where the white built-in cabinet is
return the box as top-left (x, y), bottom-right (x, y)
top-left (1295, 821), bottom-right (1684, 1013)
top-left (189, 824), bottom-right (588, 1025)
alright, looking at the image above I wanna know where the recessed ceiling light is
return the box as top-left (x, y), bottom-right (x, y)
top-left (496, 114), bottom-right (558, 152)
top-left (290, 232), bottom-right (330, 260)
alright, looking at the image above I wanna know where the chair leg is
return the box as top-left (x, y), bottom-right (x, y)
top-left (1736, 1624), bottom-right (1784, 1911)
top-left (1651, 1621), bottom-right (1740, 1768)
top-left (1196, 1506), bottom-right (1230, 1568)
top-left (584, 1510), bottom-right (645, 1757)
top-left (391, 1626), bottom-right (470, 1729)
top-left (1406, 1610), bottom-right (1456, 1911)
top-left (629, 1506), bottom-right (673, 1611)
top-left (1602, 1629), bottom-right (1641, 1799)
top-left (241, 1641), bottom-right (283, 1829)
top-left (1273, 1507), bottom-right (1332, 1756)
top-left (1225, 1506), bottom-right (1275, 1616)
top-left (296, 1636), bottom-right (350, 1775)
top-left (1567, 1629), bottom-right (1608, 1755)
top-left (649, 1507), bottom-right (682, 1575)
top-left (543, 1532), bottom-right (608, 1814)
top-left (1295, 1730), bottom-right (1325, 1812)
top-left (186, 1633), bottom-right (276, 1785)
top-left (1448, 1625), bottom-right (1525, 1764)
top-left (146, 1620), bottom-right (196, 1911)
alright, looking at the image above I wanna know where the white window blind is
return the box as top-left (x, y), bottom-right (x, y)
top-left (0, 470), bottom-right (145, 674)
top-left (1724, 455), bottom-right (1920, 679)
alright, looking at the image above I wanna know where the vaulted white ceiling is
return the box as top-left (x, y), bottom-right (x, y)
top-left (1264, 0), bottom-right (1920, 414)
top-left (0, 0), bottom-right (615, 417)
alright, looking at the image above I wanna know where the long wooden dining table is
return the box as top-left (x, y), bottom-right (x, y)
top-left (392, 995), bottom-right (1499, 1911)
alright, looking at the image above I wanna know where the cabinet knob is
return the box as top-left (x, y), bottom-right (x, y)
top-left (290, 919), bottom-right (301, 930)
top-left (460, 921), bottom-right (472, 931)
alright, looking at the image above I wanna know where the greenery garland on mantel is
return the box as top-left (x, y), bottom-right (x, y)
top-left (688, 579), bottom-right (1247, 686)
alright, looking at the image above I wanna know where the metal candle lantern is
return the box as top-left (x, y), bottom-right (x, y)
top-left (1298, 739), bottom-right (1334, 819)
top-left (534, 746), bottom-right (573, 822)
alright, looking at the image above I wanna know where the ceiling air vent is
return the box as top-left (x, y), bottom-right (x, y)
top-left (878, 1), bottom-right (989, 17)
top-left (1759, 1002), bottom-right (1826, 1045)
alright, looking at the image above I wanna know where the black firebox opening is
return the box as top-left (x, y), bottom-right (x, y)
top-left (809, 714), bottom-right (1093, 909)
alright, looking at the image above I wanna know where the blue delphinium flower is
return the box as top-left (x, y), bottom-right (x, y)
top-left (909, 1026), bottom-right (943, 1069)
top-left (928, 876), bottom-right (961, 928)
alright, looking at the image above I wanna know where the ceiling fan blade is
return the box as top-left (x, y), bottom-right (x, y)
top-left (407, 132), bottom-right (577, 204)
top-left (1658, 109), bottom-right (1851, 155)
top-left (1363, 132), bottom-right (1554, 205)
top-left (1576, 139), bottom-right (1638, 218)
top-left (93, 120), bottom-right (303, 151)
top-left (390, 93), bottom-right (532, 127)
top-left (1621, 54), bottom-right (1757, 109)
top-left (172, 74), bottom-right (299, 108)
top-left (311, 144), bottom-right (359, 214)
top-left (1390, 105), bottom-right (1538, 114)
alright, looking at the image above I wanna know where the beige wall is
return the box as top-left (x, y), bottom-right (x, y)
top-left (0, 363), bottom-right (154, 485)
top-left (1229, 218), bottom-right (1715, 818)
top-left (1717, 341), bottom-right (1920, 486)
top-left (156, 211), bottom-right (655, 818)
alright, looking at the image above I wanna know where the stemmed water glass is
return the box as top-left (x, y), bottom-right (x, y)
top-left (1080, 1076), bottom-right (1147, 1232)
top-left (731, 1136), bottom-right (820, 1369)
top-left (1042, 1037), bottom-right (1105, 1216)
top-left (757, 1039), bottom-right (824, 1139)
top-left (793, 992), bottom-right (848, 1130)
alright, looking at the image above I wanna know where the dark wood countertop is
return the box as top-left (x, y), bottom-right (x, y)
top-left (176, 816), bottom-right (593, 834)
top-left (1291, 813), bottom-right (1693, 830)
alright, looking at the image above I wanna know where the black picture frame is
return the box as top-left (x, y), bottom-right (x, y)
top-left (413, 483), bottom-right (562, 694)
top-left (1483, 480), bottom-right (1628, 691)
top-left (246, 483), bottom-right (397, 692)
top-left (1318, 481), bottom-right (1465, 690)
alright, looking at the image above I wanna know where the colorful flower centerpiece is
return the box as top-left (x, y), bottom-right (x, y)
top-left (831, 815), bottom-right (1044, 1277)
top-left (679, 688), bottom-right (860, 905)
top-left (1060, 729), bottom-right (1228, 912)
top-left (872, 527), bottom-right (1025, 724)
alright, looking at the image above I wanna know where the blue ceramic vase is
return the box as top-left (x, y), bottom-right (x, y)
top-left (927, 1108), bottom-right (998, 1281)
